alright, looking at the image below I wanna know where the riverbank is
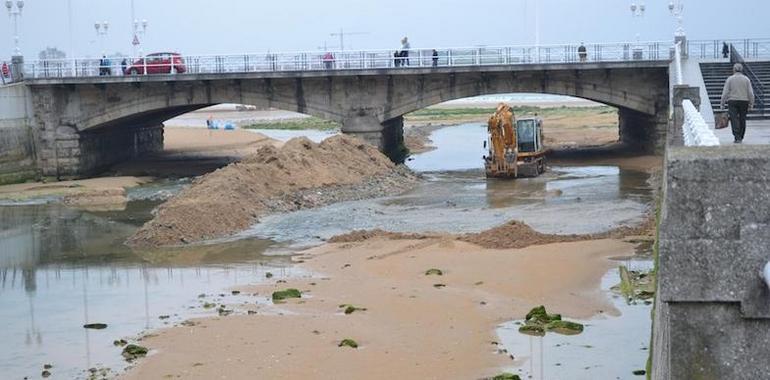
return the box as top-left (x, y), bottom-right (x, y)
top-left (122, 236), bottom-right (633, 380)
top-left (403, 105), bottom-right (620, 155)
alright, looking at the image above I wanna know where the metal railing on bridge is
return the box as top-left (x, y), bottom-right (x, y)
top-left (18, 41), bottom-right (675, 80)
top-left (687, 38), bottom-right (770, 61)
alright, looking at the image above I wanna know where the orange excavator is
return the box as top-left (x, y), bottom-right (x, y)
top-left (484, 103), bottom-right (547, 178)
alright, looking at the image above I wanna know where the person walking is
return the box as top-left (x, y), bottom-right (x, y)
top-left (432, 49), bottom-right (439, 67)
top-left (722, 42), bottom-right (730, 59)
top-left (322, 52), bottom-right (335, 70)
top-left (720, 63), bottom-right (755, 143)
top-left (400, 37), bottom-right (410, 66)
top-left (578, 43), bottom-right (588, 62)
top-left (121, 58), bottom-right (128, 75)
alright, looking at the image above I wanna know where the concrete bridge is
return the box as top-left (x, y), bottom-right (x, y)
top-left (0, 40), bottom-right (675, 178)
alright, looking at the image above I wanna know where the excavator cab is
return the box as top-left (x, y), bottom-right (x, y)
top-left (516, 118), bottom-right (543, 153)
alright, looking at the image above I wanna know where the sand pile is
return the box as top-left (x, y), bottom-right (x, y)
top-left (458, 221), bottom-right (591, 249)
top-left (327, 229), bottom-right (433, 243)
top-left (62, 188), bottom-right (128, 212)
top-left (329, 217), bottom-right (655, 250)
top-left (128, 135), bottom-right (419, 247)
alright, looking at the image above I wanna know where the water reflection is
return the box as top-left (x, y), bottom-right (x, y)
top-left (496, 261), bottom-right (654, 379)
top-left (0, 202), bottom-right (290, 379)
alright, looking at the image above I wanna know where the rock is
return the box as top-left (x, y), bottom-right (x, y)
top-left (433, 283), bottom-right (446, 288)
top-left (492, 373), bottom-right (521, 380)
top-left (424, 268), bottom-right (443, 276)
top-left (113, 339), bottom-right (128, 347)
top-left (42, 370), bottom-right (51, 378)
top-left (524, 305), bottom-right (561, 324)
top-left (339, 304), bottom-right (367, 315)
top-left (632, 369), bottom-right (646, 376)
top-left (265, 272), bottom-right (273, 278)
top-left (545, 320), bottom-right (584, 335)
top-left (83, 323), bottom-right (108, 330)
top-left (202, 302), bottom-right (216, 309)
top-left (43, 364), bottom-right (53, 370)
top-left (231, 290), bottom-right (241, 295)
top-left (121, 344), bottom-right (148, 361)
top-left (518, 324), bottom-right (546, 337)
top-left (158, 315), bottom-right (170, 320)
top-left (338, 339), bottom-right (358, 349)
top-left (272, 288), bottom-right (302, 301)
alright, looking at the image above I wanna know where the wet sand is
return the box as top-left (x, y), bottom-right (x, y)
top-left (122, 238), bottom-right (630, 379)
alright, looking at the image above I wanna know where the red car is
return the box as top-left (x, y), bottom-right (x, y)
top-left (124, 52), bottom-right (186, 75)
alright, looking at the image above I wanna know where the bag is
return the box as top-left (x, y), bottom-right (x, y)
top-left (715, 112), bottom-right (729, 129)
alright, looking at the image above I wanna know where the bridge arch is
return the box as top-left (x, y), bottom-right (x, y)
top-left (28, 62), bottom-right (669, 177)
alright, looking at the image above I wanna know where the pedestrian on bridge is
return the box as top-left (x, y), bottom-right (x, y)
top-left (578, 43), bottom-right (588, 62)
top-left (432, 49), bottom-right (439, 67)
top-left (400, 37), bottom-right (410, 66)
top-left (722, 42), bottom-right (730, 59)
top-left (322, 52), bottom-right (335, 70)
top-left (721, 63), bottom-right (755, 143)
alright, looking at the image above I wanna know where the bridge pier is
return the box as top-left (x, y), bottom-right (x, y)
top-left (341, 115), bottom-right (408, 163)
top-left (38, 122), bottom-right (163, 178)
top-left (618, 108), bottom-right (669, 154)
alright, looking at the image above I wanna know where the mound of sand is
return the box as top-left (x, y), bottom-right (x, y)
top-left (327, 229), bottom-right (433, 243)
top-left (128, 135), bottom-right (418, 247)
top-left (328, 217), bottom-right (655, 250)
top-left (458, 221), bottom-right (590, 249)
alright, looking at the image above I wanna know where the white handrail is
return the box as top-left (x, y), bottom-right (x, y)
top-left (682, 99), bottom-right (720, 146)
top-left (674, 41), bottom-right (684, 86)
top-left (19, 40), bottom-right (674, 80)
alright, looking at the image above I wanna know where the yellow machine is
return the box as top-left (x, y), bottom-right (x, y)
top-left (484, 103), bottom-right (547, 178)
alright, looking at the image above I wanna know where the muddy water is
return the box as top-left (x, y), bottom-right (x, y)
top-left (0, 123), bottom-right (656, 379)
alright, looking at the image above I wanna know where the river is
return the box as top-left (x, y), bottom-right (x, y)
top-left (0, 123), bottom-right (655, 379)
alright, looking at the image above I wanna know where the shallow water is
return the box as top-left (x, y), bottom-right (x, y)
top-left (496, 260), bottom-right (654, 380)
top-left (0, 202), bottom-right (293, 379)
top-left (245, 124), bottom-right (652, 246)
top-left (0, 123), bottom-right (656, 379)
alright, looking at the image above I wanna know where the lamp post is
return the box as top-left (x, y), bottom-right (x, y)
top-left (630, 2), bottom-right (646, 43)
top-left (5, 0), bottom-right (24, 56)
top-left (668, 0), bottom-right (685, 37)
top-left (132, 18), bottom-right (148, 57)
top-left (94, 21), bottom-right (108, 56)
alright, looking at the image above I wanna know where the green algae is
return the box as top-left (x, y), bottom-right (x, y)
top-left (272, 288), bottom-right (302, 301)
top-left (338, 339), bottom-right (358, 348)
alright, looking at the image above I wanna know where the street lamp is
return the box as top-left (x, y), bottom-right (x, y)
top-left (94, 21), bottom-right (108, 55)
top-left (630, 2), bottom-right (646, 43)
top-left (132, 18), bottom-right (148, 56)
top-left (668, 0), bottom-right (685, 37)
top-left (5, 0), bottom-right (24, 56)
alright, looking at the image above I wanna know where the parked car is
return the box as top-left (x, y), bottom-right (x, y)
top-left (124, 52), bottom-right (186, 75)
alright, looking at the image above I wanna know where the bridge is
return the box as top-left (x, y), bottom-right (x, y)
top-left (1, 40), bottom-right (679, 177)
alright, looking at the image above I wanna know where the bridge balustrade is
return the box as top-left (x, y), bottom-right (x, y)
top-left (18, 41), bottom-right (679, 80)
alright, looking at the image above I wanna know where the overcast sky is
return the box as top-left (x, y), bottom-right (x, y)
top-left (2, 0), bottom-right (768, 59)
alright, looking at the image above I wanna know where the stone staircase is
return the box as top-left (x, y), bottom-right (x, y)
top-left (700, 61), bottom-right (770, 120)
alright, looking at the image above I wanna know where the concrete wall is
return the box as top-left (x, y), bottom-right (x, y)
top-left (26, 61), bottom-right (670, 176)
top-left (653, 146), bottom-right (770, 379)
top-left (0, 83), bottom-right (36, 184)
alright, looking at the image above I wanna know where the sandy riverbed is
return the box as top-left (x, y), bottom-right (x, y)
top-left (122, 237), bottom-right (630, 380)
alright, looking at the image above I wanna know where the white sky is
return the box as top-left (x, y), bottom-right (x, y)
top-left (2, 0), bottom-right (768, 58)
